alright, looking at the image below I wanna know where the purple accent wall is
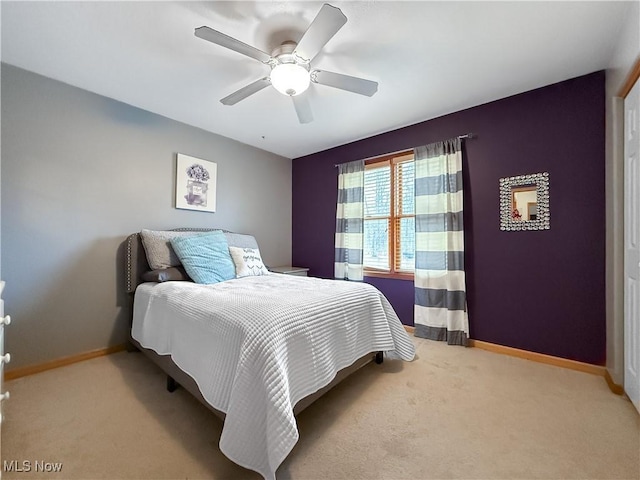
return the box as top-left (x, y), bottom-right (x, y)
top-left (292, 71), bottom-right (606, 365)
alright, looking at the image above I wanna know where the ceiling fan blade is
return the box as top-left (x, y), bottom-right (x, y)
top-left (220, 77), bottom-right (271, 106)
top-left (293, 4), bottom-right (347, 63)
top-left (292, 95), bottom-right (313, 124)
top-left (311, 70), bottom-right (378, 96)
top-left (195, 26), bottom-right (272, 64)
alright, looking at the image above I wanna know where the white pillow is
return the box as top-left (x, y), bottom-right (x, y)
top-left (229, 246), bottom-right (269, 277)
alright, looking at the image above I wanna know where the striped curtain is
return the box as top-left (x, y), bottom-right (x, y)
top-left (335, 160), bottom-right (365, 281)
top-left (413, 138), bottom-right (469, 346)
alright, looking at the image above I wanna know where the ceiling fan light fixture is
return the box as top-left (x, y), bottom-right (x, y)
top-left (195, 4), bottom-right (377, 123)
top-left (270, 63), bottom-right (310, 97)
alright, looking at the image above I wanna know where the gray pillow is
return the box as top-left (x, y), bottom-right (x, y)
top-left (141, 266), bottom-right (191, 283)
top-left (140, 229), bottom-right (205, 270)
top-left (224, 232), bottom-right (259, 250)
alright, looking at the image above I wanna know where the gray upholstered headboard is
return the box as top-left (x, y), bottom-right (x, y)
top-left (125, 228), bottom-right (258, 293)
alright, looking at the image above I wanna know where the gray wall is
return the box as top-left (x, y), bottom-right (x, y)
top-left (1, 64), bottom-right (292, 370)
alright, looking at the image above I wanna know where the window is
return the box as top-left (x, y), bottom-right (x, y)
top-left (363, 151), bottom-right (415, 278)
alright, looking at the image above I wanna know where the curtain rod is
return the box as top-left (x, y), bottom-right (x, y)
top-left (458, 133), bottom-right (475, 139)
top-left (334, 133), bottom-right (476, 167)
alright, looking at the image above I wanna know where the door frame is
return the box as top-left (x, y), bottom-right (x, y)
top-left (616, 58), bottom-right (640, 407)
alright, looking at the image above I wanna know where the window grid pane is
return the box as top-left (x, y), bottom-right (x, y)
top-left (363, 153), bottom-right (415, 275)
top-left (363, 218), bottom-right (389, 270)
top-left (396, 161), bottom-right (415, 216)
top-left (396, 217), bottom-right (415, 271)
top-left (364, 165), bottom-right (390, 217)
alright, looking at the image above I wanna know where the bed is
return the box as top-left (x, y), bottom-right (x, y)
top-left (125, 228), bottom-right (415, 479)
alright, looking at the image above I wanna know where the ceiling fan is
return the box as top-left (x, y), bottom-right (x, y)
top-left (194, 3), bottom-right (378, 124)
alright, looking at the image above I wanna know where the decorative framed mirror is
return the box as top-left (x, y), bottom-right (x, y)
top-left (499, 172), bottom-right (550, 231)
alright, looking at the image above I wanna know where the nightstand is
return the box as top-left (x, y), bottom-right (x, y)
top-left (268, 266), bottom-right (309, 276)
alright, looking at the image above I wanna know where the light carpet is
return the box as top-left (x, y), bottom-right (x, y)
top-left (2, 337), bottom-right (639, 479)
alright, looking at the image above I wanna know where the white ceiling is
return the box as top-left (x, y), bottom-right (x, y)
top-left (1, 1), bottom-right (632, 159)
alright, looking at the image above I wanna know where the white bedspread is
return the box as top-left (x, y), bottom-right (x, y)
top-left (132, 274), bottom-right (415, 479)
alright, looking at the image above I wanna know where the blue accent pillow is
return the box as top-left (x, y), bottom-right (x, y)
top-left (170, 231), bottom-right (236, 284)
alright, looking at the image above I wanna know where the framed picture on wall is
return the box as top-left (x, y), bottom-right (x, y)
top-left (175, 153), bottom-right (217, 213)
